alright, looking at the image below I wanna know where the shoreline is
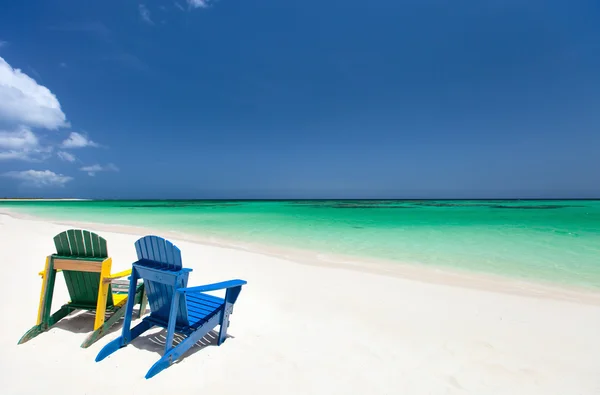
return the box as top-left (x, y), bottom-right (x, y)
top-left (2, 207), bottom-right (599, 305)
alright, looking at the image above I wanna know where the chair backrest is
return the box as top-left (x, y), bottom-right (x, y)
top-left (134, 236), bottom-right (189, 327)
top-left (135, 235), bottom-right (182, 269)
top-left (53, 229), bottom-right (113, 307)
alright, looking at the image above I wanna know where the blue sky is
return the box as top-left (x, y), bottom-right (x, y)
top-left (0, 0), bottom-right (599, 199)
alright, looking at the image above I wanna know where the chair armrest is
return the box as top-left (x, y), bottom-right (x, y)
top-left (39, 269), bottom-right (62, 277)
top-left (177, 279), bottom-right (247, 294)
top-left (103, 269), bottom-right (132, 283)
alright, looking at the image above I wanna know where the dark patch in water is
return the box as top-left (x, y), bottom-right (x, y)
top-left (287, 201), bottom-right (414, 209)
top-left (288, 200), bottom-right (587, 210)
top-left (410, 202), bottom-right (486, 208)
top-left (411, 202), bottom-right (584, 210)
top-left (489, 205), bottom-right (583, 210)
top-left (310, 204), bottom-right (412, 209)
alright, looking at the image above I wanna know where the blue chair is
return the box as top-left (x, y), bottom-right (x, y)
top-left (95, 235), bottom-right (247, 379)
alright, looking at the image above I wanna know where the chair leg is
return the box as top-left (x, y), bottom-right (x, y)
top-left (81, 303), bottom-right (128, 349)
top-left (96, 268), bottom-right (151, 362)
top-left (95, 318), bottom-right (153, 361)
top-left (218, 285), bottom-right (242, 345)
top-left (18, 324), bottom-right (44, 345)
top-left (18, 304), bottom-right (74, 344)
top-left (19, 257), bottom-right (72, 345)
top-left (145, 313), bottom-right (221, 379)
top-left (94, 258), bottom-right (113, 331)
top-left (47, 304), bottom-right (76, 327)
top-left (85, 282), bottom-right (146, 348)
top-left (120, 269), bottom-right (141, 343)
top-left (164, 291), bottom-right (180, 355)
top-left (35, 256), bottom-right (53, 326)
top-left (218, 303), bottom-right (233, 345)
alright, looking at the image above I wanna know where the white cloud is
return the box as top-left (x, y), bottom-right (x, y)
top-left (0, 147), bottom-right (53, 162)
top-left (61, 132), bottom-right (99, 148)
top-left (0, 127), bottom-right (38, 150)
top-left (0, 151), bottom-right (31, 160)
top-left (0, 56), bottom-right (107, 185)
top-left (139, 4), bottom-right (154, 24)
top-left (0, 40), bottom-right (7, 48)
top-left (57, 151), bottom-right (76, 162)
top-left (0, 126), bottom-right (53, 161)
top-left (80, 164), bottom-right (102, 175)
top-left (59, 62), bottom-right (67, 68)
top-left (80, 163), bottom-right (119, 176)
top-left (0, 56), bottom-right (68, 130)
top-left (0, 58), bottom-right (70, 163)
top-left (4, 169), bottom-right (73, 187)
top-left (174, 2), bottom-right (185, 11)
top-left (187, 0), bottom-right (211, 8)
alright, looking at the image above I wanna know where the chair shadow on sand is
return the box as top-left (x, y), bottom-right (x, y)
top-left (128, 328), bottom-right (234, 365)
top-left (52, 306), bottom-right (147, 337)
top-left (54, 307), bottom-right (233, 365)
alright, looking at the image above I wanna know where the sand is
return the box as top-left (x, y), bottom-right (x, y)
top-left (1, 212), bottom-right (599, 394)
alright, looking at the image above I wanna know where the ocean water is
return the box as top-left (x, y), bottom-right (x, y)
top-left (1, 200), bottom-right (599, 289)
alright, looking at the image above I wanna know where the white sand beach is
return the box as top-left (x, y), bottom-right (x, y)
top-left (1, 212), bottom-right (600, 395)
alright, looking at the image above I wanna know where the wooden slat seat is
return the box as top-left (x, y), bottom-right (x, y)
top-left (187, 293), bottom-right (224, 330)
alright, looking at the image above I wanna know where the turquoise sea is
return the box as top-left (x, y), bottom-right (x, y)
top-left (1, 200), bottom-right (599, 289)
